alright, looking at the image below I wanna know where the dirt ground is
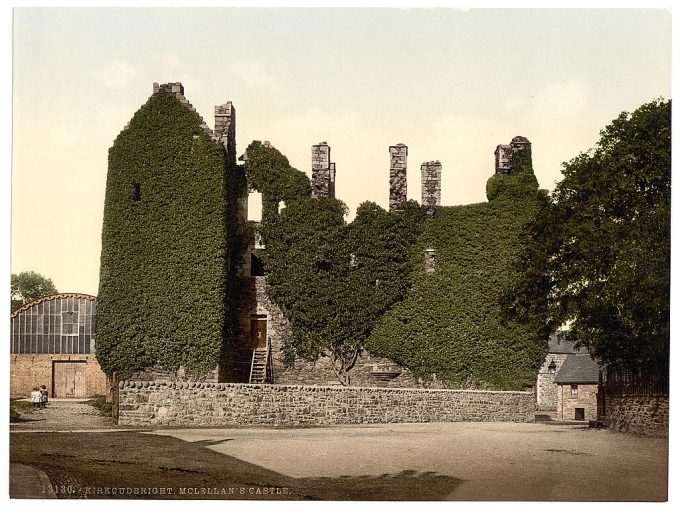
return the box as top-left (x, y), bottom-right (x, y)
top-left (9, 401), bottom-right (668, 501)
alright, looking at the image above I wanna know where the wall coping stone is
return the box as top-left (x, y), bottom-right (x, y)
top-left (119, 379), bottom-right (533, 395)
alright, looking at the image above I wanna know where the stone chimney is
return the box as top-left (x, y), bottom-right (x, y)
top-left (311, 142), bottom-right (332, 199)
top-left (153, 82), bottom-right (184, 95)
top-left (494, 136), bottom-right (531, 174)
top-left (389, 144), bottom-right (408, 211)
top-left (329, 162), bottom-right (336, 198)
top-left (421, 161), bottom-right (442, 218)
top-left (214, 102), bottom-right (236, 165)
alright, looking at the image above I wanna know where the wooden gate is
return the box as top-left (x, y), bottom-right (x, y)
top-left (53, 361), bottom-right (86, 398)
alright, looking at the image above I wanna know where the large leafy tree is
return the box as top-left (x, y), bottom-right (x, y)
top-left (11, 271), bottom-right (58, 311)
top-left (505, 99), bottom-right (671, 370)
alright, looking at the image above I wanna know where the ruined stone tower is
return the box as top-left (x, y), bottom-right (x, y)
top-left (494, 136), bottom-right (532, 174)
top-left (421, 161), bottom-right (442, 218)
top-left (389, 144), bottom-right (408, 211)
top-left (311, 142), bottom-right (336, 199)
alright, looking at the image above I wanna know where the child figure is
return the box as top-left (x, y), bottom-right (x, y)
top-left (31, 387), bottom-right (41, 409)
top-left (40, 385), bottom-right (48, 409)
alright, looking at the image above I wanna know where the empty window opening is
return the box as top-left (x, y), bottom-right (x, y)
top-left (574, 408), bottom-right (585, 421)
top-left (132, 181), bottom-right (141, 202)
top-left (248, 190), bottom-right (262, 222)
top-left (251, 252), bottom-right (265, 276)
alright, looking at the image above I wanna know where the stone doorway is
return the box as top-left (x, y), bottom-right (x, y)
top-left (250, 317), bottom-right (267, 349)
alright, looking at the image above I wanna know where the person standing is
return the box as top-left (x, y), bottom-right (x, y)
top-left (39, 385), bottom-right (48, 409)
top-left (30, 387), bottom-right (41, 409)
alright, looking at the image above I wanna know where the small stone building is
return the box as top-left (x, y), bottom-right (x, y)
top-left (10, 293), bottom-right (107, 399)
top-left (536, 331), bottom-right (590, 411)
top-left (554, 354), bottom-right (600, 421)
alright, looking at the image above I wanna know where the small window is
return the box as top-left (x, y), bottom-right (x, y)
top-left (61, 310), bottom-right (79, 336)
top-left (251, 252), bottom-right (265, 277)
top-left (424, 249), bottom-right (436, 273)
top-left (132, 181), bottom-right (141, 202)
top-left (571, 384), bottom-right (578, 396)
top-left (548, 360), bottom-right (557, 374)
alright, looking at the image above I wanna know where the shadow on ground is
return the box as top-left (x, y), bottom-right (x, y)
top-left (10, 432), bottom-right (460, 500)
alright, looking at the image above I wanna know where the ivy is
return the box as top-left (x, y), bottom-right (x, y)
top-left (486, 147), bottom-right (539, 201)
top-left (97, 92), bottom-right (241, 377)
top-left (244, 141), bottom-right (310, 225)
top-left (246, 139), bottom-right (544, 389)
top-left (366, 154), bottom-right (545, 390)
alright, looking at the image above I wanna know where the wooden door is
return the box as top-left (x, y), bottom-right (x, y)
top-left (54, 362), bottom-right (86, 398)
top-left (250, 319), bottom-right (267, 349)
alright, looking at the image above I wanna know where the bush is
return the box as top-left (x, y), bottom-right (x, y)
top-left (85, 396), bottom-right (113, 417)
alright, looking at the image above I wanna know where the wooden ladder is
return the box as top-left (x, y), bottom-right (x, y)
top-left (249, 345), bottom-right (270, 384)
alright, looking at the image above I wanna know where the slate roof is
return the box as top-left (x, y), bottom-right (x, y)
top-left (554, 354), bottom-right (601, 384)
top-left (548, 330), bottom-right (589, 354)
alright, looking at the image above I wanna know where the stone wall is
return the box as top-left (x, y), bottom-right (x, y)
top-left (535, 353), bottom-right (569, 410)
top-left (117, 381), bottom-right (534, 426)
top-left (556, 383), bottom-right (598, 421)
top-left (10, 353), bottom-right (107, 399)
top-left (129, 365), bottom-right (218, 383)
top-left (605, 395), bottom-right (669, 437)
top-left (252, 276), bottom-right (444, 388)
top-left (389, 144), bottom-right (408, 211)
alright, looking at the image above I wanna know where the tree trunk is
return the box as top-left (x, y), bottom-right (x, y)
top-left (330, 348), bottom-right (360, 386)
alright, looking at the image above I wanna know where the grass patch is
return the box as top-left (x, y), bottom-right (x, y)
top-left (10, 399), bottom-right (36, 422)
top-left (85, 396), bottom-right (112, 417)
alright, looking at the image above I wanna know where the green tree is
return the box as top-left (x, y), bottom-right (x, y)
top-left (11, 271), bottom-right (57, 311)
top-left (505, 99), bottom-right (671, 371)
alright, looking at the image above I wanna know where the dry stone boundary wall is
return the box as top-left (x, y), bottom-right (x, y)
top-left (605, 395), bottom-right (669, 437)
top-left (117, 381), bottom-right (534, 426)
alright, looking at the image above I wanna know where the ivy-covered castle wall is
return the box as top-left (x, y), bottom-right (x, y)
top-left (366, 140), bottom-right (545, 390)
top-left (241, 138), bottom-right (545, 391)
top-left (97, 83), bottom-right (244, 379)
top-left (97, 82), bottom-right (545, 392)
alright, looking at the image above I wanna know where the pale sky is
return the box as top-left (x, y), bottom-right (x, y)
top-left (11, 8), bottom-right (672, 295)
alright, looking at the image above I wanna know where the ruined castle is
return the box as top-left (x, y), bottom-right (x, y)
top-left (97, 82), bottom-right (544, 391)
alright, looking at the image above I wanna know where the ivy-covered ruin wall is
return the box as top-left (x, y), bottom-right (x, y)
top-left (97, 84), bottom-right (242, 378)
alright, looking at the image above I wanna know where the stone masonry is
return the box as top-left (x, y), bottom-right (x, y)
top-left (329, 162), bottom-right (336, 198)
top-left (556, 383), bottom-right (598, 421)
top-left (214, 102), bottom-right (236, 163)
top-left (605, 395), bottom-right (669, 437)
top-left (536, 353), bottom-right (569, 410)
top-left (421, 161), bottom-right (442, 218)
top-left (311, 142), bottom-right (335, 199)
top-left (10, 354), bottom-right (107, 399)
top-left (253, 276), bottom-right (444, 388)
top-left (117, 380), bottom-right (534, 426)
top-left (494, 136), bottom-right (532, 174)
top-left (389, 144), bottom-right (408, 211)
